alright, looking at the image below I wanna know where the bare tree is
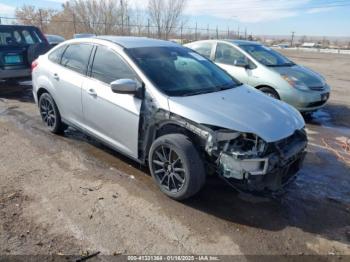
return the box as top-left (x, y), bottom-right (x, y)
top-left (148, 0), bottom-right (187, 39)
top-left (15, 5), bottom-right (57, 33)
top-left (61, 0), bottom-right (130, 35)
top-left (131, 6), bottom-right (146, 36)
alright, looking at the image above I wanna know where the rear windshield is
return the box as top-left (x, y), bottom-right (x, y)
top-left (46, 35), bottom-right (65, 43)
top-left (0, 27), bottom-right (43, 46)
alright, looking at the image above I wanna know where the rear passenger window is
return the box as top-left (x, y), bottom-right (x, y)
top-left (189, 42), bottom-right (214, 59)
top-left (91, 46), bottom-right (136, 84)
top-left (215, 43), bottom-right (247, 66)
top-left (48, 45), bottom-right (67, 64)
top-left (61, 44), bottom-right (93, 74)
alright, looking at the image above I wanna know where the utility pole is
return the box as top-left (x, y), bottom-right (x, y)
top-left (291, 31), bottom-right (295, 47)
top-left (72, 12), bottom-right (77, 33)
top-left (244, 27), bottom-right (247, 40)
top-left (127, 15), bottom-right (130, 35)
top-left (120, 0), bottom-right (124, 35)
top-left (195, 22), bottom-right (198, 41)
top-left (39, 9), bottom-right (43, 32)
top-left (104, 16), bottom-right (107, 35)
top-left (180, 22), bottom-right (183, 43)
top-left (207, 24), bottom-right (209, 39)
top-left (147, 19), bottom-right (150, 37)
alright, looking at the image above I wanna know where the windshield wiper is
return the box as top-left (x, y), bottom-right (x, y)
top-left (267, 62), bottom-right (295, 67)
top-left (180, 82), bottom-right (242, 96)
top-left (179, 89), bottom-right (218, 97)
top-left (215, 82), bottom-right (241, 91)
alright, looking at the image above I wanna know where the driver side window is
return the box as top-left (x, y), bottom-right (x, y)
top-left (215, 43), bottom-right (247, 66)
top-left (91, 46), bottom-right (136, 84)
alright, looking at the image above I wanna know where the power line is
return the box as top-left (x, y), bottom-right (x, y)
top-left (188, 2), bottom-right (350, 12)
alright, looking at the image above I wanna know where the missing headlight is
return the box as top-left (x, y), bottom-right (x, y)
top-left (217, 133), bottom-right (269, 180)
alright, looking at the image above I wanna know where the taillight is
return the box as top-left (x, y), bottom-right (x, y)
top-left (31, 59), bottom-right (38, 71)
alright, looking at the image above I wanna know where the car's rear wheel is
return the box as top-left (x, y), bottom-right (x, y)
top-left (260, 87), bottom-right (280, 99)
top-left (149, 134), bottom-right (206, 200)
top-left (39, 93), bottom-right (66, 134)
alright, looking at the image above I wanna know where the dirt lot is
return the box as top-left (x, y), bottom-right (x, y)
top-left (0, 50), bottom-right (349, 260)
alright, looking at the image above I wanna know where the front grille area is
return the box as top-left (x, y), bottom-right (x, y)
top-left (276, 130), bottom-right (306, 151)
top-left (309, 85), bottom-right (325, 91)
top-left (307, 100), bottom-right (327, 108)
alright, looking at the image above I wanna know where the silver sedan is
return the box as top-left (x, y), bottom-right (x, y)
top-left (32, 36), bottom-right (307, 200)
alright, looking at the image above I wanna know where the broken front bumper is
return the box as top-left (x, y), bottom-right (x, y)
top-left (218, 131), bottom-right (307, 192)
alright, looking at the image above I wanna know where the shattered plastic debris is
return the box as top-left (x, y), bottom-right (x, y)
top-left (322, 136), bottom-right (350, 165)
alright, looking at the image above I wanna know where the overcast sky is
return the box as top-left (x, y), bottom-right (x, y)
top-left (1, 0), bottom-right (349, 37)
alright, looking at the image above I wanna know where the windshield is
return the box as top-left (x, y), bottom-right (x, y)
top-left (127, 46), bottom-right (240, 96)
top-left (239, 44), bottom-right (294, 67)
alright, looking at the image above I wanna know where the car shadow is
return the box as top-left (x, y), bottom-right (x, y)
top-left (183, 150), bottom-right (350, 245)
top-left (305, 103), bottom-right (350, 129)
top-left (70, 124), bottom-right (350, 245)
top-left (0, 81), bottom-right (34, 103)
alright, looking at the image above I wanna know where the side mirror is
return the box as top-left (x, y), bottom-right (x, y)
top-left (111, 79), bottom-right (138, 94)
top-left (234, 60), bottom-right (250, 69)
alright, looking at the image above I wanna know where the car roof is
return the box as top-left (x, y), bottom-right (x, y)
top-left (0, 24), bottom-right (39, 30)
top-left (227, 39), bottom-right (261, 46)
top-left (96, 36), bottom-right (179, 49)
top-left (187, 39), bottom-right (261, 47)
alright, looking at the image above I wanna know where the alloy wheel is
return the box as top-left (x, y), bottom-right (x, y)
top-left (40, 97), bottom-right (56, 128)
top-left (151, 145), bottom-right (186, 193)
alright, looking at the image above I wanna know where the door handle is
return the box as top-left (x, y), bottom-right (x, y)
top-left (53, 73), bottom-right (59, 80)
top-left (87, 88), bottom-right (97, 97)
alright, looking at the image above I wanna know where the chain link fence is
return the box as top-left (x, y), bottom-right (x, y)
top-left (0, 16), bottom-right (251, 44)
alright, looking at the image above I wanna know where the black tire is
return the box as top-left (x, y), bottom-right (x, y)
top-left (38, 93), bottom-right (66, 134)
top-left (301, 111), bottom-right (314, 121)
top-left (148, 134), bottom-right (206, 200)
top-left (259, 87), bottom-right (280, 99)
top-left (27, 43), bottom-right (51, 64)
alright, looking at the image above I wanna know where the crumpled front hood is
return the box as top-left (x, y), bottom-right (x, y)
top-left (168, 85), bottom-right (305, 143)
top-left (271, 64), bottom-right (325, 88)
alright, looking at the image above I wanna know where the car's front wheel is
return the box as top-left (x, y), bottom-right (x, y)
top-left (39, 92), bottom-right (66, 134)
top-left (149, 134), bottom-right (206, 200)
top-left (260, 87), bottom-right (280, 99)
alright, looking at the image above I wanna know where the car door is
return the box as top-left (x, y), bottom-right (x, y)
top-left (81, 45), bottom-right (142, 159)
top-left (52, 43), bottom-right (94, 127)
top-left (214, 43), bottom-right (253, 84)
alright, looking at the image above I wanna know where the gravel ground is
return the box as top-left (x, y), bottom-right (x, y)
top-left (0, 50), bottom-right (349, 260)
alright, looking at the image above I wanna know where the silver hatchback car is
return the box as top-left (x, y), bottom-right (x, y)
top-left (32, 37), bottom-right (307, 200)
top-left (185, 40), bottom-right (331, 113)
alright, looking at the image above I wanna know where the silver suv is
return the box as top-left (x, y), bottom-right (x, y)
top-left (32, 37), bottom-right (307, 200)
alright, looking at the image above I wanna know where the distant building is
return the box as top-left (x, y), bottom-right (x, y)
top-left (301, 42), bottom-right (321, 48)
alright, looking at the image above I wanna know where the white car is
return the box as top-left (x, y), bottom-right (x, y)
top-left (32, 36), bottom-right (307, 200)
top-left (185, 40), bottom-right (330, 113)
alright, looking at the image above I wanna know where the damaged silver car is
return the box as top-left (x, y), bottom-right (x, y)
top-left (32, 36), bottom-right (307, 200)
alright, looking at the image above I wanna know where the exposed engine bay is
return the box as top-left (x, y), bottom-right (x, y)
top-left (210, 129), bottom-right (307, 192)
